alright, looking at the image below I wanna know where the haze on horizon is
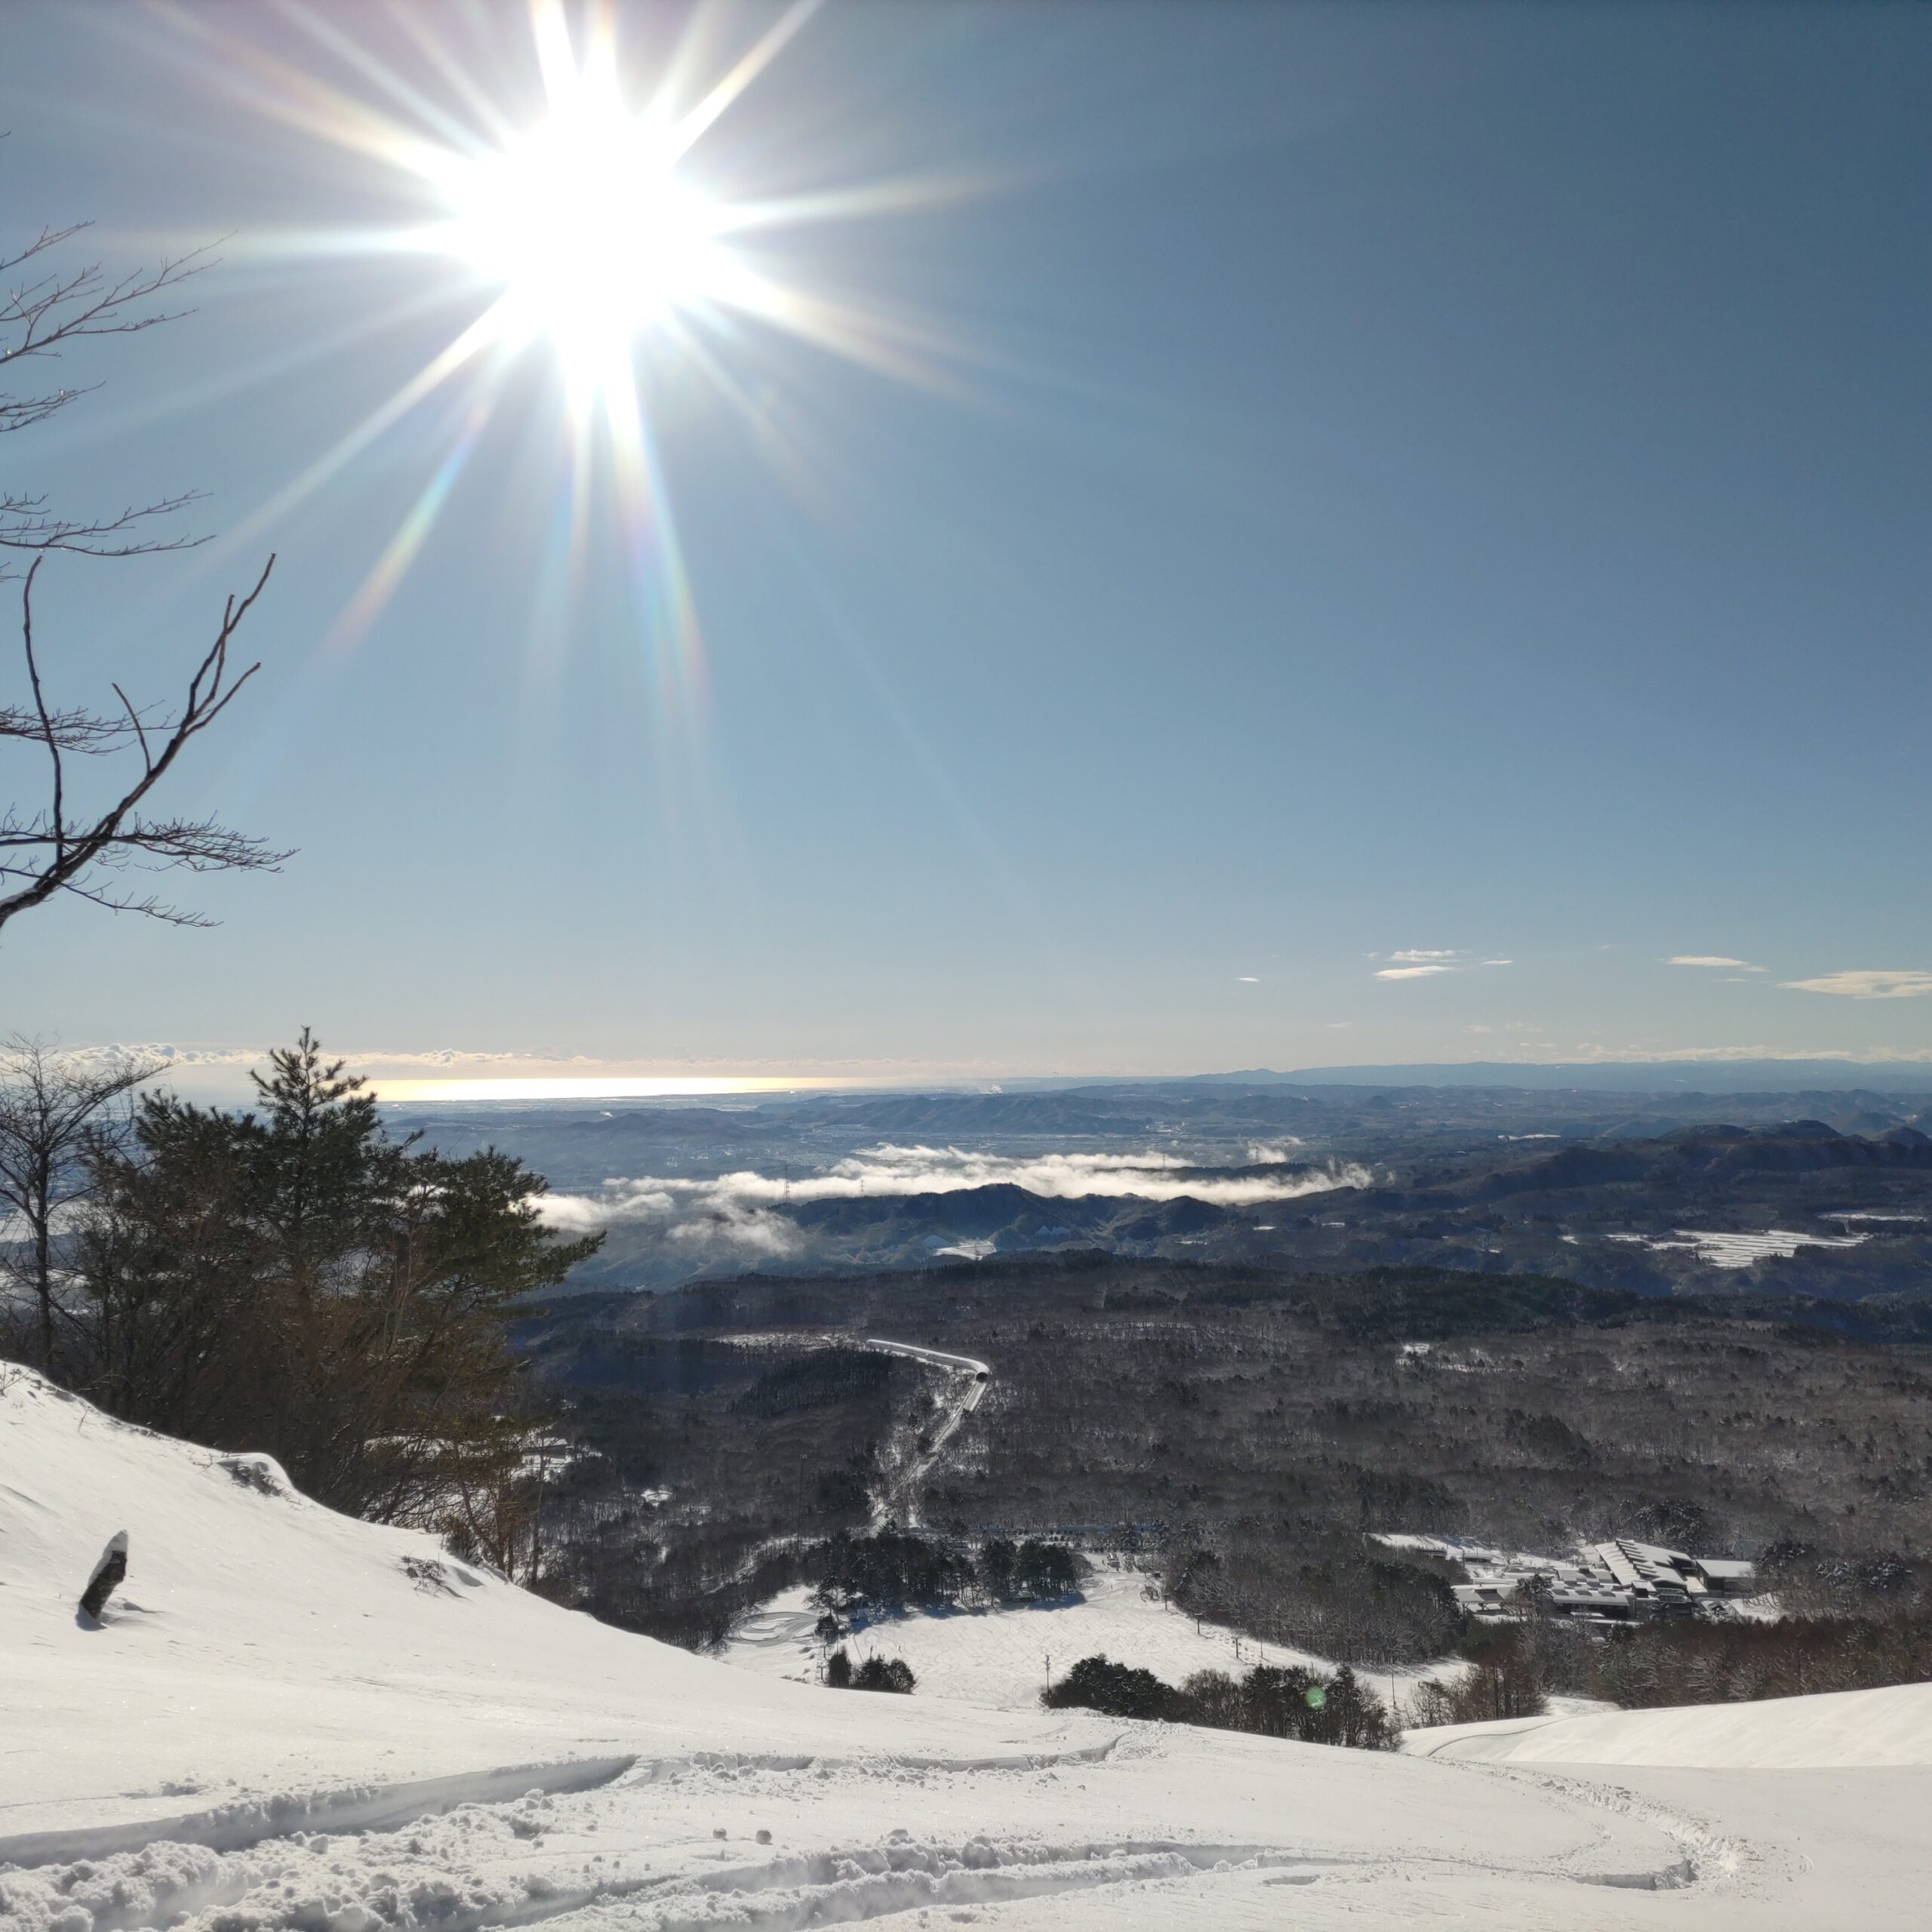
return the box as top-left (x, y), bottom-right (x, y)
top-left (4, 2), bottom-right (1929, 1088)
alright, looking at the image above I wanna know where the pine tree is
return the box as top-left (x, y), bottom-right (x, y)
top-left (75, 1032), bottom-right (601, 1526)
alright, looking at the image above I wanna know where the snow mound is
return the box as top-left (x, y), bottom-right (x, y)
top-left (1406, 1680), bottom-right (1932, 1769)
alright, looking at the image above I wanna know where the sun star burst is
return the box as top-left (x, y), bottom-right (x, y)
top-left (432, 61), bottom-right (735, 408)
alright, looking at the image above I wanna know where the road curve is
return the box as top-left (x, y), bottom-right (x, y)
top-left (857, 1337), bottom-right (992, 1528)
top-left (859, 1338), bottom-right (992, 1379)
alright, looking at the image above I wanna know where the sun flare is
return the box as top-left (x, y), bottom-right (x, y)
top-left (439, 92), bottom-right (734, 401)
top-left (193, 0), bottom-right (953, 688)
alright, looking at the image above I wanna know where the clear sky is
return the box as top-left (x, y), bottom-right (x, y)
top-left (4, 1), bottom-right (1930, 1096)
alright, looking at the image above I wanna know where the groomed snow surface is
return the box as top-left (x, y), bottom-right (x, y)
top-left (3, 1364), bottom-right (1929, 1929)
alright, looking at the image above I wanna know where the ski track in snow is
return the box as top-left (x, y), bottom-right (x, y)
top-left (1, 1750), bottom-right (1732, 1932)
top-left (0, 1760), bottom-right (640, 1871)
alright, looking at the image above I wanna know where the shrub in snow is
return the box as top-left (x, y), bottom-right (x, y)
top-left (823, 1646), bottom-right (915, 1694)
top-left (1041, 1654), bottom-right (1189, 1722)
top-left (1410, 1621), bottom-right (1549, 1726)
top-left (1044, 1652), bottom-right (1396, 1749)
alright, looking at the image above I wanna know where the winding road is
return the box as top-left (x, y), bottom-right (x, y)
top-left (856, 1337), bottom-right (992, 1530)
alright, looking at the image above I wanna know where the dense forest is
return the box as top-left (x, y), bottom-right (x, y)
top-left (515, 1254), bottom-right (1932, 1684)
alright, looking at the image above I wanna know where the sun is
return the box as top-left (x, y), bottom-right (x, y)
top-left (439, 81), bottom-right (734, 402)
top-left (202, 0), bottom-right (955, 675)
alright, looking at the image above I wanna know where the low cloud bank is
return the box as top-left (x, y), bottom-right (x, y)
top-left (1245, 1139), bottom-right (1306, 1164)
top-left (538, 1143), bottom-right (1373, 1241)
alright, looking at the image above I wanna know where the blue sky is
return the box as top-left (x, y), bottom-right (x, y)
top-left (4, 2), bottom-right (1930, 1096)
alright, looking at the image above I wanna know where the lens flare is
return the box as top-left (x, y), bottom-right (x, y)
top-left (434, 81), bottom-right (732, 408)
top-left (155, 0), bottom-right (974, 823)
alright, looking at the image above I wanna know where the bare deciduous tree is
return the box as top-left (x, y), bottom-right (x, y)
top-left (2, 200), bottom-right (290, 935)
top-left (2, 555), bottom-right (288, 931)
top-left (2, 217), bottom-right (213, 575)
top-left (0, 1035), bottom-right (157, 1371)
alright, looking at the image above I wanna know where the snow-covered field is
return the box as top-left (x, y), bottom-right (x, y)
top-left (4, 1363), bottom-right (1929, 1928)
top-left (1605, 1227), bottom-right (1869, 1267)
top-left (721, 1571), bottom-right (1397, 1710)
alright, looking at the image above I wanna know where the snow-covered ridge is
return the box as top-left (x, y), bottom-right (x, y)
top-left (3, 1364), bottom-right (1929, 1927)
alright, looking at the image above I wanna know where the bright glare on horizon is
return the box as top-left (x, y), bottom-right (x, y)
top-left (370, 1075), bottom-right (872, 1103)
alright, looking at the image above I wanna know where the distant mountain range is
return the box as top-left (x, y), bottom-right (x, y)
top-left (1189, 1060), bottom-right (1932, 1094)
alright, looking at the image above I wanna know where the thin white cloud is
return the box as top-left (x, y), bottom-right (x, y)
top-left (537, 1143), bottom-right (1375, 1236)
top-left (1667, 956), bottom-right (1764, 972)
top-left (1236, 975), bottom-right (1260, 983)
top-left (1376, 949), bottom-right (1510, 981)
top-left (1780, 970), bottom-right (1932, 1001)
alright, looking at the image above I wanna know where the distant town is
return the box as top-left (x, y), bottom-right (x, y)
top-left (1378, 1536), bottom-right (1761, 1625)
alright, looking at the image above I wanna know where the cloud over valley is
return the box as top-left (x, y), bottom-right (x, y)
top-left (537, 1143), bottom-right (1374, 1245)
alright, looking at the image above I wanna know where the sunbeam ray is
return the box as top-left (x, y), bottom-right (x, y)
top-left (323, 394), bottom-right (497, 657)
top-left (666, 0), bottom-right (826, 163)
top-left (219, 297), bottom-right (511, 558)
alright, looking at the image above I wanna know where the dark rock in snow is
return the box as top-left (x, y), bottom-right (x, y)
top-left (79, 1531), bottom-right (128, 1620)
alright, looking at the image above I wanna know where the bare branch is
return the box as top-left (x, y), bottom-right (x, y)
top-left (0, 702), bottom-right (137, 752)
top-left (19, 560), bottom-right (64, 871)
top-left (2, 225), bottom-right (220, 571)
top-left (0, 195), bottom-right (283, 941)
top-left (0, 239), bottom-right (215, 371)
top-left (0, 555), bottom-right (291, 937)
top-left (0, 223), bottom-right (95, 279)
top-left (14, 875), bottom-right (217, 928)
top-left (0, 489), bottom-right (210, 575)
top-left (110, 682), bottom-right (154, 773)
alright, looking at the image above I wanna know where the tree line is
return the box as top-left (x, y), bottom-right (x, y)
top-left (1587, 1607), bottom-right (1932, 1709)
top-left (1042, 1653), bottom-right (1396, 1751)
top-left (825, 1647), bottom-right (915, 1694)
top-left (1407, 1598), bottom-right (1932, 1722)
top-left (811, 1528), bottom-right (1084, 1616)
top-left (0, 1032), bottom-right (598, 1566)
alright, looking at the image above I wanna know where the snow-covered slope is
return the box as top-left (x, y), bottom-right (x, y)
top-left (1405, 1681), bottom-right (1932, 1768)
top-left (2, 1364), bottom-right (1927, 1929)
top-left (0, 1365), bottom-right (1063, 1843)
